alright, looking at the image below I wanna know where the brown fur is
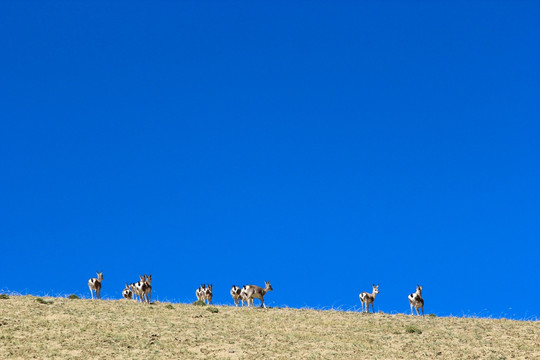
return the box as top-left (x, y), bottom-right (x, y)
top-left (359, 284), bottom-right (379, 313)
top-left (204, 284), bottom-right (213, 305)
top-left (88, 271), bottom-right (103, 300)
top-left (408, 285), bottom-right (424, 316)
top-left (245, 281), bottom-right (273, 308)
top-left (122, 283), bottom-right (133, 300)
top-left (196, 284), bottom-right (206, 302)
top-left (231, 285), bottom-right (246, 306)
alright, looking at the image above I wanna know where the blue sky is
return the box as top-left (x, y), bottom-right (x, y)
top-left (1, 1), bottom-right (539, 319)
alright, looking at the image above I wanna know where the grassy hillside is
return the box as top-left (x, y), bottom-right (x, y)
top-left (0, 295), bottom-right (538, 359)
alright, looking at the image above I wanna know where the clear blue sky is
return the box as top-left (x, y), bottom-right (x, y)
top-left (1, 1), bottom-right (539, 319)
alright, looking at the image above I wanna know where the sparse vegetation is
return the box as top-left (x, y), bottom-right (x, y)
top-left (192, 300), bottom-right (206, 306)
top-left (206, 306), bottom-right (219, 314)
top-left (35, 297), bottom-right (53, 305)
top-left (0, 294), bottom-right (9, 300)
top-left (0, 295), bottom-right (537, 359)
top-left (68, 294), bottom-right (80, 300)
top-left (165, 304), bottom-right (174, 310)
top-left (405, 324), bottom-right (423, 334)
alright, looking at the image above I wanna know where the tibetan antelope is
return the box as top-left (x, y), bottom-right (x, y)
top-left (204, 284), bottom-right (213, 305)
top-left (244, 281), bottom-right (273, 308)
top-left (359, 284), bottom-right (379, 313)
top-left (143, 274), bottom-right (152, 303)
top-left (240, 286), bottom-right (249, 306)
top-left (230, 285), bottom-right (245, 307)
top-left (408, 284), bottom-right (424, 316)
top-left (231, 285), bottom-right (249, 307)
top-left (133, 275), bottom-right (151, 303)
top-left (196, 284), bottom-right (206, 302)
top-left (122, 283), bottom-right (133, 300)
top-left (88, 271), bottom-right (103, 300)
top-left (129, 283), bottom-right (142, 302)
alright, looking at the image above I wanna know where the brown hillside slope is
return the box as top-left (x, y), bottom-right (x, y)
top-left (0, 295), bottom-right (538, 359)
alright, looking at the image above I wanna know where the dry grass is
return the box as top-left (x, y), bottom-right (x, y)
top-left (0, 295), bottom-right (538, 359)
